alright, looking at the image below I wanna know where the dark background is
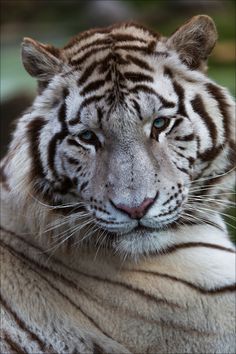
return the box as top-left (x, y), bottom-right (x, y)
top-left (1, 0), bottom-right (235, 239)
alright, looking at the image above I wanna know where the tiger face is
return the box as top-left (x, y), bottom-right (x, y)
top-left (48, 74), bottom-right (194, 229)
top-left (17, 16), bottom-right (235, 256)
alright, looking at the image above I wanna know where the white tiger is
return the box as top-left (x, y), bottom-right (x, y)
top-left (0, 15), bottom-right (235, 354)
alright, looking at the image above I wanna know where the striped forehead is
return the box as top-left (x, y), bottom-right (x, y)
top-left (67, 78), bottom-right (177, 130)
top-left (57, 24), bottom-right (180, 131)
top-left (63, 23), bottom-right (166, 96)
top-left (63, 23), bottom-right (160, 59)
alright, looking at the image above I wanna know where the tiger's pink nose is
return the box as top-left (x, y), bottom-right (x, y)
top-left (113, 198), bottom-right (155, 219)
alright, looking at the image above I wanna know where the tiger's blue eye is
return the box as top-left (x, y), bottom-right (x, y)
top-left (78, 130), bottom-right (101, 149)
top-left (79, 130), bottom-right (93, 141)
top-left (153, 118), bottom-right (166, 129)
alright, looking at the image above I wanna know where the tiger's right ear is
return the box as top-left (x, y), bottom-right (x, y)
top-left (21, 37), bottom-right (62, 80)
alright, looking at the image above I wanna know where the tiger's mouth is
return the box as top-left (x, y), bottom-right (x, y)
top-left (101, 215), bottom-right (180, 239)
top-left (93, 208), bottom-right (182, 242)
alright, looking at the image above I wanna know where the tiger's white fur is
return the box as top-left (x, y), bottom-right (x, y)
top-left (0, 15), bottom-right (235, 354)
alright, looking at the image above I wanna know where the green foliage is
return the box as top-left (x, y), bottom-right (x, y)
top-left (208, 63), bottom-right (235, 96)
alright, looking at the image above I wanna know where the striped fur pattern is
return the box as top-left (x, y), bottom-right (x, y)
top-left (0, 15), bottom-right (235, 353)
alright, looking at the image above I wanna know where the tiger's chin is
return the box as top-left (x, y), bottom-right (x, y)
top-left (99, 222), bottom-right (177, 259)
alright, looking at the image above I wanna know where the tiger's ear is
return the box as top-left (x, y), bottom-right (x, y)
top-left (21, 37), bottom-right (62, 80)
top-left (167, 15), bottom-right (217, 71)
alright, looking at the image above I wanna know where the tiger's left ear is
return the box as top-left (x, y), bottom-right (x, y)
top-left (21, 37), bottom-right (62, 80)
top-left (166, 15), bottom-right (217, 71)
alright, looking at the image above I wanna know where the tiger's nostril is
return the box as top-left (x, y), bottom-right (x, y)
top-left (112, 197), bottom-right (156, 219)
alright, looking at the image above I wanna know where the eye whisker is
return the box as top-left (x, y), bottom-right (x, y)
top-left (189, 185), bottom-right (235, 192)
top-left (43, 213), bottom-right (92, 233)
top-left (189, 167), bottom-right (236, 185)
top-left (185, 204), bottom-right (236, 222)
top-left (28, 192), bottom-right (87, 210)
top-left (187, 197), bottom-right (235, 207)
top-left (181, 211), bottom-right (222, 229)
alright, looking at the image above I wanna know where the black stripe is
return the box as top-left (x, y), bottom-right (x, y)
top-left (153, 242), bottom-right (236, 256)
top-left (48, 91), bottom-right (69, 178)
top-left (80, 181), bottom-right (89, 192)
top-left (174, 133), bottom-right (195, 141)
top-left (75, 270), bottom-right (181, 309)
top-left (163, 66), bottom-right (197, 84)
top-left (206, 83), bottom-right (231, 141)
top-left (197, 146), bottom-right (223, 164)
top-left (166, 118), bottom-right (183, 135)
top-left (97, 54), bottom-right (113, 74)
top-left (64, 155), bottom-right (80, 165)
top-left (64, 29), bottom-right (111, 50)
top-left (124, 71), bottom-right (153, 83)
top-left (3, 331), bottom-right (27, 354)
top-left (114, 44), bottom-right (154, 55)
top-left (58, 88), bottom-right (69, 129)
top-left (0, 293), bottom-right (48, 353)
top-left (112, 33), bottom-right (147, 43)
top-left (130, 85), bottom-right (175, 108)
top-left (163, 66), bottom-right (174, 79)
top-left (27, 117), bottom-right (47, 179)
top-left (93, 342), bottom-right (106, 354)
top-left (129, 269), bottom-right (236, 295)
top-left (126, 54), bottom-right (153, 72)
top-left (78, 61), bottom-right (98, 86)
top-left (97, 107), bottom-right (103, 128)
top-left (74, 37), bottom-right (113, 55)
top-left (98, 52), bottom-right (128, 74)
top-left (174, 164), bottom-right (189, 174)
top-left (0, 165), bottom-right (7, 184)
top-left (191, 94), bottom-right (218, 148)
top-left (173, 81), bottom-right (187, 117)
top-left (48, 131), bottom-right (67, 176)
top-left (70, 46), bottom-right (110, 66)
top-left (172, 149), bottom-right (187, 159)
top-left (67, 138), bottom-right (89, 151)
top-left (131, 99), bottom-right (142, 120)
top-left (80, 79), bottom-right (106, 96)
top-left (0, 164), bottom-right (10, 191)
top-left (69, 95), bottom-right (103, 125)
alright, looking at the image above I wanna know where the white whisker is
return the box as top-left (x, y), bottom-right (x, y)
top-left (189, 167), bottom-right (235, 185)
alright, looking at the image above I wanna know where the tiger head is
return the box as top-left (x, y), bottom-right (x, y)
top-left (7, 15), bottom-right (235, 257)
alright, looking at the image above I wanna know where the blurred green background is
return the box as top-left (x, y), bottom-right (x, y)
top-left (0, 0), bottom-right (235, 240)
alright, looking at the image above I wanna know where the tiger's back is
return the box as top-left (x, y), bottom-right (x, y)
top-left (1, 15), bottom-right (236, 354)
